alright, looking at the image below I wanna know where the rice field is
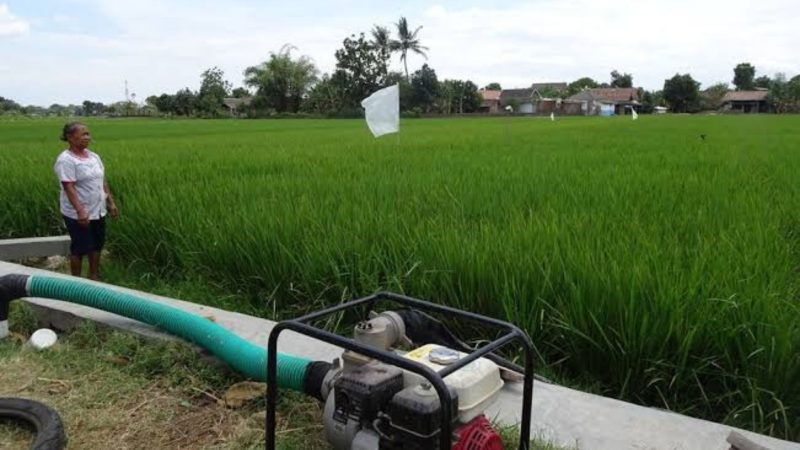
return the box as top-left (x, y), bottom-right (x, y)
top-left (1, 115), bottom-right (798, 439)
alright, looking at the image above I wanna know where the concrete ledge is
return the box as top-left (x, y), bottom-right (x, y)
top-left (0, 261), bottom-right (797, 450)
top-left (0, 236), bottom-right (70, 261)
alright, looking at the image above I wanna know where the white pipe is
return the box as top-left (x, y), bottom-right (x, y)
top-left (0, 320), bottom-right (8, 339)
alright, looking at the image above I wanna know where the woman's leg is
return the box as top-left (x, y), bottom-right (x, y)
top-left (88, 252), bottom-right (101, 280)
top-left (69, 255), bottom-right (83, 277)
top-left (64, 216), bottom-right (87, 278)
top-left (87, 218), bottom-right (106, 281)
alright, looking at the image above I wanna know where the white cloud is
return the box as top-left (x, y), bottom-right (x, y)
top-left (0, 4), bottom-right (29, 37)
top-left (418, 0), bottom-right (800, 90)
top-left (3, 0), bottom-right (800, 105)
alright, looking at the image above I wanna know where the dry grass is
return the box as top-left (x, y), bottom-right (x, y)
top-left (0, 304), bottom-right (327, 450)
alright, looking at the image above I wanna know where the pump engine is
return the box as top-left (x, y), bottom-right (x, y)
top-left (321, 312), bottom-right (507, 450)
top-left (265, 292), bottom-right (534, 450)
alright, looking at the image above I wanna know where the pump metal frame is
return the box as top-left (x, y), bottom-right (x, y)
top-left (266, 291), bottom-right (535, 450)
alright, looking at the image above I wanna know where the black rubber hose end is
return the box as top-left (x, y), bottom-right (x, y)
top-left (302, 361), bottom-right (333, 402)
top-left (0, 274), bottom-right (29, 321)
top-left (395, 308), bottom-right (467, 350)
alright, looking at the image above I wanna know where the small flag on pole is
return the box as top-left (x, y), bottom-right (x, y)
top-left (550, 112), bottom-right (555, 121)
top-left (631, 107), bottom-right (638, 120)
top-left (361, 84), bottom-right (399, 138)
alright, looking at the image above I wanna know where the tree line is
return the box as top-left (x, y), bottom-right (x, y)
top-left (654, 63), bottom-right (800, 113)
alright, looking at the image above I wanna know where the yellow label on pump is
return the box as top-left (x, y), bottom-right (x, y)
top-left (404, 344), bottom-right (436, 361)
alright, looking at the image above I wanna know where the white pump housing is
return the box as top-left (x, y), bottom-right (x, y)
top-left (401, 344), bottom-right (503, 423)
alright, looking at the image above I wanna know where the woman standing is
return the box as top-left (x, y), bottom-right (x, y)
top-left (54, 122), bottom-right (119, 280)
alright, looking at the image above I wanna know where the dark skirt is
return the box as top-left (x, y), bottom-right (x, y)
top-left (63, 215), bottom-right (106, 256)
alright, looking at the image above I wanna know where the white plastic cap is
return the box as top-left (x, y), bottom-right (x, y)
top-left (29, 328), bottom-right (58, 350)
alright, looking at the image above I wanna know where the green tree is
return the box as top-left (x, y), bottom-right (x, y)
top-left (610, 70), bottom-right (633, 88)
top-left (787, 75), bottom-right (800, 113)
top-left (789, 75), bottom-right (800, 103)
top-left (652, 90), bottom-right (665, 107)
top-left (536, 87), bottom-right (562, 98)
top-left (438, 79), bottom-right (480, 114)
top-left (244, 45), bottom-right (319, 113)
top-left (371, 25), bottom-right (394, 55)
top-left (153, 94), bottom-right (174, 114)
top-left (20, 105), bottom-right (45, 116)
top-left (231, 87), bottom-right (250, 98)
top-left (330, 33), bottom-right (390, 110)
top-left (699, 82), bottom-right (729, 110)
top-left (733, 63), bottom-right (755, 90)
top-left (639, 90), bottom-right (655, 113)
top-left (197, 67), bottom-right (231, 117)
top-left (767, 73), bottom-right (789, 113)
top-left (460, 81), bottom-right (482, 113)
top-left (105, 101), bottom-right (131, 116)
top-left (438, 80), bottom-right (456, 114)
top-left (303, 74), bottom-right (340, 114)
top-left (142, 96), bottom-right (159, 116)
top-left (484, 82), bottom-right (502, 90)
top-left (385, 71), bottom-right (412, 112)
top-left (566, 77), bottom-right (599, 96)
top-left (172, 88), bottom-right (197, 116)
top-left (392, 16), bottom-right (428, 81)
top-left (0, 96), bottom-right (21, 112)
top-left (663, 73), bottom-right (700, 113)
top-left (754, 75), bottom-right (771, 89)
top-left (81, 100), bottom-right (106, 116)
top-left (410, 64), bottom-right (439, 112)
top-left (47, 104), bottom-right (71, 116)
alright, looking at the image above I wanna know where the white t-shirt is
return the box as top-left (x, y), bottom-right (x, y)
top-left (54, 149), bottom-right (107, 220)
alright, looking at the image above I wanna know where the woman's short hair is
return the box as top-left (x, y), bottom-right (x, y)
top-left (60, 122), bottom-right (84, 142)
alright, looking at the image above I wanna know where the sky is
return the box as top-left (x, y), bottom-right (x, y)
top-left (2, 0), bottom-right (799, 106)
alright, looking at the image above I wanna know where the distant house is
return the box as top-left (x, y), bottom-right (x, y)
top-left (500, 88), bottom-right (536, 113)
top-left (223, 96), bottom-right (253, 117)
top-left (567, 88), bottom-right (640, 115)
top-left (479, 89), bottom-right (502, 114)
top-left (560, 100), bottom-right (584, 115)
top-left (720, 90), bottom-right (769, 113)
top-left (499, 82), bottom-right (568, 114)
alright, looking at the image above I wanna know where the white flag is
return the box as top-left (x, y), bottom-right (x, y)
top-left (631, 107), bottom-right (638, 120)
top-left (361, 84), bottom-right (399, 138)
top-left (550, 112), bottom-right (555, 121)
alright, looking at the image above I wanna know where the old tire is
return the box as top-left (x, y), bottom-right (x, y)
top-left (0, 398), bottom-right (66, 450)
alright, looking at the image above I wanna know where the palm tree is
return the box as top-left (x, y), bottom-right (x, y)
top-left (244, 44), bottom-right (318, 113)
top-left (370, 25), bottom-right (393, 56)
top-left (391, 16), bottom-right (428, 81)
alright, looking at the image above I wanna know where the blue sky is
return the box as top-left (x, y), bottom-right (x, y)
top-left (2, 0), bottom-right (799, 106)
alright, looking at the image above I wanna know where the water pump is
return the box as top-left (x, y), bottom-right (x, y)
top-left (267, 291), bottom-right (535, 450)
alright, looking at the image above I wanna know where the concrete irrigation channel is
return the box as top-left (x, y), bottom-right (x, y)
top-left (0, 257), bottom-right (797, 449)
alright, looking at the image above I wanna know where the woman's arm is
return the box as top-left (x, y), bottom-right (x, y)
top-left (104, 181), bottom-right (119, 218)
top-left (62, 182), bottom-right (89, 226)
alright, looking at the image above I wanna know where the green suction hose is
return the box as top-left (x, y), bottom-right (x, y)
top-left (21, 275), bottom-right (312, 391)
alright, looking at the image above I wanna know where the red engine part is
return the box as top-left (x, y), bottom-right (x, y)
top-left (452, 415), bottom-right (503, 450)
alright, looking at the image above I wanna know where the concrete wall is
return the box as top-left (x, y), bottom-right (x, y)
top-left (0, 236), bottom-right (70, 261)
